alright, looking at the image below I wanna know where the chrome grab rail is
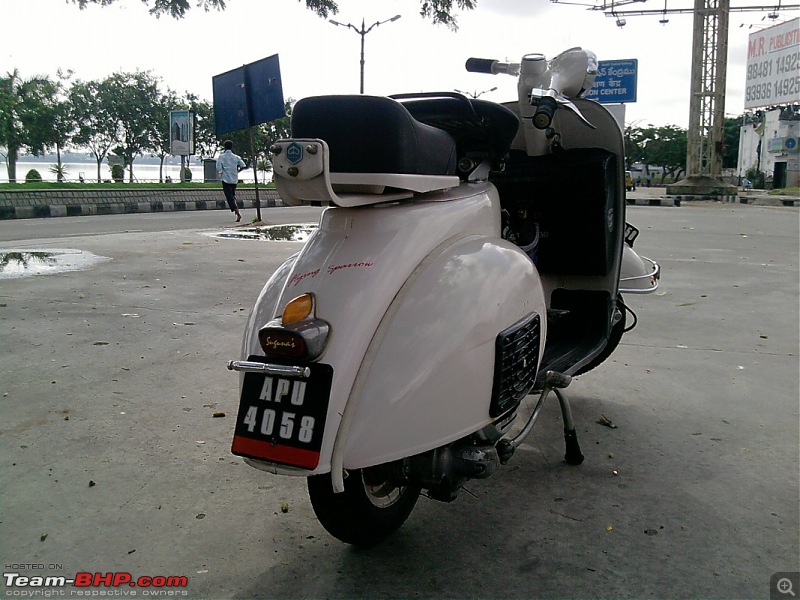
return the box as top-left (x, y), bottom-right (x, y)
top-left (619, 256), bottom-right (660, 294)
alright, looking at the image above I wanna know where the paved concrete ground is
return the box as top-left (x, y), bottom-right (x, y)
top-left (628, 185), bottom-right (799, 207)
top-left (1, 202), bottom-right (798, 599)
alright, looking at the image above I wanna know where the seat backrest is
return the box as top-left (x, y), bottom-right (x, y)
top-left (291, 95), bottom-right (457, 177)
top-left (399, 96), bottom-right (520, 162)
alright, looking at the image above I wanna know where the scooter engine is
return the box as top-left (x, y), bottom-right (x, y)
top-left (406, 438), bottom-right (500, 502)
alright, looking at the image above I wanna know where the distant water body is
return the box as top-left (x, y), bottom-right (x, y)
top-left (2, 161), bottom-right (265, 184)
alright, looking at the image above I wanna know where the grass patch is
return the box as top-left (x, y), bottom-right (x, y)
top-left (0, 182), bottom-right (275, 191)
top-left (768, 187), bottom-right (800, 196)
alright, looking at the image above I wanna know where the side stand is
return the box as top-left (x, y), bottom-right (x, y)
top-left (499, 371), bottom-right (584, 465)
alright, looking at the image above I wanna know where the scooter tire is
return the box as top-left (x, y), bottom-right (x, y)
top-left (575, 295), bottom-right (626, 376)
top-left (307, 468), bottom-right (421, 548)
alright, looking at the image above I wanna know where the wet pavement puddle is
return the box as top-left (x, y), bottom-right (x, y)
top-left (0, 249), bottom-right (111, 279)
top-left (204, 223), bottom-right (318, 243)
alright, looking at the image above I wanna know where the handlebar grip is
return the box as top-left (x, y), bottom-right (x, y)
top-left (532, 96), bottom-right (558, 130)
top-left (465, 58), bottom-right (497, 73)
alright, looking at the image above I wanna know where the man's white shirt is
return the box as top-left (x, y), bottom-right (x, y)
top-left (216, 150), bottom-right (245, 184)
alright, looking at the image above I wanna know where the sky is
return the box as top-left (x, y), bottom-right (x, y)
top-left (3, 0), bottom-right (792, 130)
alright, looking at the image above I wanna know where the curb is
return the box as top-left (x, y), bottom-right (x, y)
top-left (626, 195), bottom-right (799, 208)
top-left (626, 197), bottom-right (681, 207)
top-left (0, 197), bottom-right (285, 220)
top-left (727, 195), bottom-right (799, 207)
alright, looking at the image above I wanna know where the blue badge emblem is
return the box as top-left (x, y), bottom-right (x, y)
top-left (286, 142), bottom-right (303, 165)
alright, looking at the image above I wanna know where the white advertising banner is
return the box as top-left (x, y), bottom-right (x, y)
top-left (170, 110), bottom-right (194, 156)
top-left (745, 18), bottom-right (800, 110)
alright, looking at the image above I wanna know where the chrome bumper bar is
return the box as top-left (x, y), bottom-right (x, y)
top-left (226, 360), bottom-right (311, 379)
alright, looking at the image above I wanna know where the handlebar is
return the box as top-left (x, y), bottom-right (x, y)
top-left (532, 96), bottom-right (557, 130)
top-left (465, 50), bottom-right (596, 132)
top-left (465, 58), bottom-right (520, 77)
top-left (465, 58), bottom-right (495, 74)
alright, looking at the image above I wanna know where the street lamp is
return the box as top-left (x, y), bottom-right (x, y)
top-left (454, 87), bottom-right (498, 99)
top-left (329, 14), bottom-right (402, 94)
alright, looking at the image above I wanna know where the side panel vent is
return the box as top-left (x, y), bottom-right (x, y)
top-left (491, 313), bottom-right (541, 418)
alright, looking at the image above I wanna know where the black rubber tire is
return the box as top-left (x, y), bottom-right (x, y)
top-left (307, 467), bottom-right (421, 547)
top-left (575, 295), bottom-right (626, 376)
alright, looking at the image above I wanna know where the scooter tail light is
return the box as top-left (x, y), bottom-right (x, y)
top-left (258, 328), bottom-right (308, 359)
top-left (258, 293), bottom-right (330, 360)
top-left (282, 293), bottom-right (314, 324)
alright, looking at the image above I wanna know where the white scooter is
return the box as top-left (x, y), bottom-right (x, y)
top-left (227, 47), bottom-right (660, 547)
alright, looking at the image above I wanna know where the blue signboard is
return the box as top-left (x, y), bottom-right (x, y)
top-left (584, 59), bottom-right (638, 104)
top-left (213, 54), bottom-right (285, 136)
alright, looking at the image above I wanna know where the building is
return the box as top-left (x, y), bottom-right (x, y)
top-left (738, 106), bottom-right (800, 189)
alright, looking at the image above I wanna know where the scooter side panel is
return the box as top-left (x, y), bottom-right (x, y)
top-left (241, 183), bottom-right (502, 475)
top-left (342, 236), bottom-right (547, 469)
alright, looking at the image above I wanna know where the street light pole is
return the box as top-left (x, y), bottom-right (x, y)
top-left (329, 14), bottom-right (401, 94)
top-left (358, 18), bottom-right (367, 94)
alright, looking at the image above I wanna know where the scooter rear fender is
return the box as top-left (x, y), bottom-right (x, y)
top-left (238, 182), bottom-right (545, 476)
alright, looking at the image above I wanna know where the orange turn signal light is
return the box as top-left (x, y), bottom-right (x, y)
top-left (282, 293), bottom-right (314, 324)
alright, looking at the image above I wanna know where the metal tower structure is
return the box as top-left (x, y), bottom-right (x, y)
top-left (560, 0), bottom-right (798, 196)
top-left (687, 0), bottom-right (729, 181)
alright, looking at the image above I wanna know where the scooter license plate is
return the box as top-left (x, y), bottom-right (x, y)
top-left (231, 358), bottom-right (333, 470)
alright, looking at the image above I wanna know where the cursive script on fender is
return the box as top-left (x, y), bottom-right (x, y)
top-left (327, 261), bottom-right (375, 275)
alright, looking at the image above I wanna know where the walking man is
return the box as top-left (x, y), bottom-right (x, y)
top-left (216, 140), bottom-right (246, 222)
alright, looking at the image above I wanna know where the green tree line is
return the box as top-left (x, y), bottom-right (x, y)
top-left (2, 0), bottom-right (479, 184)
top-left (1, 65), bottom-right (742, 186)
top-left (0, 69), bottom-right (292, 184)
top-left (624, 119), bottom-right (741, 184)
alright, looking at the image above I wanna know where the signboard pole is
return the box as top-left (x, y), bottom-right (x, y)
top-left (213, 54), bottom-right (284, 219)
top-left (249, 127), bottom-right (262, 221)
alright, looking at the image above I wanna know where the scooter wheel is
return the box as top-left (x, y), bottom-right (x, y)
top-left (307, 468), bottom-right (421, 547)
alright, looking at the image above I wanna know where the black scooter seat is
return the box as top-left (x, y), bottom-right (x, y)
top-left (291, 95), bottom-right (458, 177)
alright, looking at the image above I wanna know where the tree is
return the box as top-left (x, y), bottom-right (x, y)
top-left (47, 70), bottom-right (78, 182)
top-left (722, 116), bottom-right (742, 170)
top-left (70, 79), bottom-right (120, 182)
top-left (69, 0), bottom-right (477, 28)
top-left (188, 95), bottom-right (216, 159)
top-left (624, 124), bottom-right (646, 170)
top-left (0, 71), bottom-right (59, 183)
top-left (105, 71), bottom-right (164, 182)
top-left (151, 88), bottom-right (181, 183)
top-left (222, 99), bottom-right (294, 183)
top-left (252, 99), bottom-right (293, 180)
top-left (640, 125), bottom-right (688, 184)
